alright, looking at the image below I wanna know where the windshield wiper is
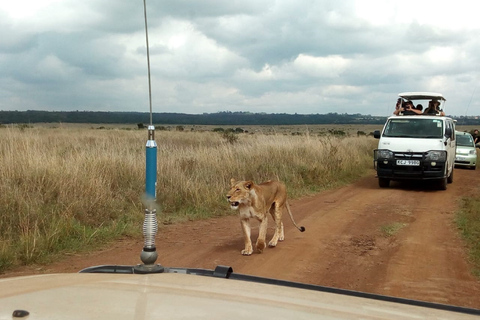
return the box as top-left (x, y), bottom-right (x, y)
top-left (385, 135), bottom-right (412, 138)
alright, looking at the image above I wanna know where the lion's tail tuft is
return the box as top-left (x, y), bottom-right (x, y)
top-left (285, 201), bottom-right (305, 232)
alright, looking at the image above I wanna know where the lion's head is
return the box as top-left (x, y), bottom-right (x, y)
top-left (226, 179), bottom-right (254, 210)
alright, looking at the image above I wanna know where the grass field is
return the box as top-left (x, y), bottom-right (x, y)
top-left (456, 197), bottom-right (480, 277)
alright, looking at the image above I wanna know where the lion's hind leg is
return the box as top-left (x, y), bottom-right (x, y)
top-left (268, 203), bottom-right (284, 247)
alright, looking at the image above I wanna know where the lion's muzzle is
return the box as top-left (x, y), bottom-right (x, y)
top-left (227, 195), bottom-right (240, 209)
top-left (229, 201), bottom-right (240, 209)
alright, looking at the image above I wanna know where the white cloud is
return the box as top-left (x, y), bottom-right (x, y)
top-left (293, 54), bottom-right (350, 78)
top-left (0, 0), bottom-right (62, 20)
top-left (234, 54), bottom-right (350, 83)
top-left (425, 46), bottom-right (456, 64)
top-left (235, 64), bottom-right (277, 82)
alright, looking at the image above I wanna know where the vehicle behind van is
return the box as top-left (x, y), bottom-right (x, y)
top-left (455, 131), bottom-right (477, 170)
top-left (373, 92), bottom-right (455, 190)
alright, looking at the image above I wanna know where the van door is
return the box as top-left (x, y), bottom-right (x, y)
top-left (445, 119), bottom-right (456, 181)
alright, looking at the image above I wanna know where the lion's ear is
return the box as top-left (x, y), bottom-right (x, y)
top-left (230, 178), bottom-right (236, 187)
top-left (244, 181), bottom-right (254, 189)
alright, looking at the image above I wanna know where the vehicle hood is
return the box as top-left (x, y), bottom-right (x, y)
top-left (0, 272), bottom-right (476, 320)
top-left (377, 137), bottom-right (446, 152)
top-left (456, 146), bottom-right (476, 154)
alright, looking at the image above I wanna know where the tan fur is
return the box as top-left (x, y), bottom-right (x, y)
top-left (226, 178), bottom-right (304, 255)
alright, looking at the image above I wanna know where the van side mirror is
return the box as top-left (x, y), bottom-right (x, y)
top-left (445, 128), bottom-right (452, 138)
top-left (373, 130), bottom-right (381, 139)
top-left (444, 128), bottom-right (452, 146)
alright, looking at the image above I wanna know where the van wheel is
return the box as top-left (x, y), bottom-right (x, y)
top-left (438, 177), bottom-right (447, 190)
top-left (378, 178), bottom-right (390, 188)
top-left (447, 168), bottom-right (453, 184)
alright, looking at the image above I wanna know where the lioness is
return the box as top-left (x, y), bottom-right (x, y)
top-left (227, 178), bottom-right (305, 255)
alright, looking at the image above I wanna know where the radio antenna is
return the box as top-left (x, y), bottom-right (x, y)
top-left (462, 87), bottom-right (477, 125)
top-left (134, 0), bottom-right (163, 274)
top-left (143, 0), bottom-right (153, 126)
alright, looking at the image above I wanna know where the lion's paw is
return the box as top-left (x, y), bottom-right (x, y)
top-left (268, 240), bottom-right (277, 247)
top-left (241, 249), bottom-right (253, 255)
top-left (256, 240), bottom-right (266, 252)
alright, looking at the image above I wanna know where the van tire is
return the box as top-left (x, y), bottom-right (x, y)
top-left (378, 178), bottom-right (390, 188)
top-left (439, 177), bottom-right (447, 190)
top-left (447, 168), bottom-right (453, 184)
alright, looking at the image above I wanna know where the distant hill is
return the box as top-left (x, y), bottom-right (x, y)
top-left (0, 110), bottom-right (479, 126)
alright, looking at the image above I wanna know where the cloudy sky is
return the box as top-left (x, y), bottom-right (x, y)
top-left (1, 0), bottom-right (480, 116)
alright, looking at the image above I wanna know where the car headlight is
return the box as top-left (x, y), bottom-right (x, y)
top-left (470, 150), bottom-right (477, 155)
top-left (376, 149), bottom-right (393, 160)
top-left (425, 150), bottom-right (446, 161)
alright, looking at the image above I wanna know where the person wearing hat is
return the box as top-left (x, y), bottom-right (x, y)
top-left (423, 100), bottom-right (445, 116)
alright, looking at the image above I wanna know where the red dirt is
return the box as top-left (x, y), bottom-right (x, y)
top-left (3, 169), bottom-right (480, 309)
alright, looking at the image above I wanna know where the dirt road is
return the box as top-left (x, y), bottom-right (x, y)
top-left (3, 168), bottom-right (480, 309)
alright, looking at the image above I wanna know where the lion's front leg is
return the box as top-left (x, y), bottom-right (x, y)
top-left (240, 218), bottom-right (253, 255)
top-left (256, 215), bottom-right (268, 253)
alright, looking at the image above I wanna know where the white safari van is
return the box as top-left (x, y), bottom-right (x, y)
top-left (374, 92), bottom-right (456, 190)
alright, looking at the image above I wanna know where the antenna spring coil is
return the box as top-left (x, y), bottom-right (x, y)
top-left (143, 209), bottom-right (158, 249)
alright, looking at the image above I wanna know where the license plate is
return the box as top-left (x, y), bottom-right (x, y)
top-left (396, 160), bottom-right (420, 166)
top-left (455, 157), bottom-right (465, 161)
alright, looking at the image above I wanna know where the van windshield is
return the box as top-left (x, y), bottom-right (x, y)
top-left (456, 134), bottom-right (474, 147)
top-left (383, 118), bottom-right (444, 138)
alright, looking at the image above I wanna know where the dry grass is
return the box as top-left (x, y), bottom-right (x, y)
top-left (0, 125), bottom-right (376, 272)
top-left (456, 197), bottom-right (480, 278)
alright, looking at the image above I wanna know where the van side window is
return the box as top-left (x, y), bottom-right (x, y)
top-left (445, 120), bottom-right (455, 140)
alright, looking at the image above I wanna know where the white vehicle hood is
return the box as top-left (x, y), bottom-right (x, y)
top-left (377, 137), bottom-right (446, 152)
top-left (0, 272), bottom-right (477, 320)
top-left (456, 146), bottom-right (475, 155)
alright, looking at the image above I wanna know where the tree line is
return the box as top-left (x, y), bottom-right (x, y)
top-left (1, 110), bottom-right (480, 126)
top-left (0, 110), bottom-right (384, 125)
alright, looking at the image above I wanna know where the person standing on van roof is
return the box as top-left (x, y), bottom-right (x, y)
top-left (423, 100), bottom-right (445, 116)
top-left (401, 101), bottom-right (422, 115)
top-left (393, 99), bottom-right (421, 115)
top-left (393, 98), bottom-right (403, 115)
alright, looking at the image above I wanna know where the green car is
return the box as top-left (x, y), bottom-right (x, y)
top-left (455, 131), bottom-right (477, 170)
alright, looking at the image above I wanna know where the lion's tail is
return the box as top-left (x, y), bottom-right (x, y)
top-left (285, 201), bottom-right (305, 232)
